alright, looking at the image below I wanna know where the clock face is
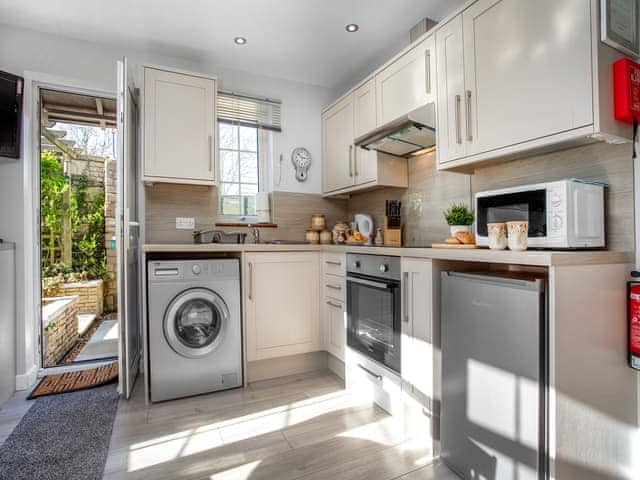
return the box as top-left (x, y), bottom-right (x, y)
top-left (292, 147), bottom-right (311, 168)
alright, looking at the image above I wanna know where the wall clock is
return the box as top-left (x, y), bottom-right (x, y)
top-left (291, 147), bottom-right (311, 182)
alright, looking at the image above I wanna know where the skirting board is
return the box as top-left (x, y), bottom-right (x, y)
top-left (327, 353), bottom-right (345, 380)
top-left (247, 351), bottom-right (328, 383)
top-left (15, 364), bottom-right (38, 391)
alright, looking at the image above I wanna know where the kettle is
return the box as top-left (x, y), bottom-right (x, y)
top-left (354, 214), bottom-right (374, 245)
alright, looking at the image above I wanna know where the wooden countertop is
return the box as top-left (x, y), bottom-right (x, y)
top-left (143, 243), bottom-right (633, 267)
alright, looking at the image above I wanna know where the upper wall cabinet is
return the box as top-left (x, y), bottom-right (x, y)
top-left (436, 0), bottom-right (632, 171)
top-left (143, 67), bottom-right (217, 185)
top-left (322, 80), bottom-right (408, 196)
top-left (376, 35), bottom-right (435, 126)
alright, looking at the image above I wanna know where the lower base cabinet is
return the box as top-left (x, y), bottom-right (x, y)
top-left (245, 252), bottom-right (321, 361)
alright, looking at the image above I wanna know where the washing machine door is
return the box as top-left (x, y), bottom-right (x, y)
top-left (164, 287), bottom-right (229, 358)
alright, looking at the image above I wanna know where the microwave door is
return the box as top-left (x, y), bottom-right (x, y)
top-left (477, 189), bottom-right (547, 238)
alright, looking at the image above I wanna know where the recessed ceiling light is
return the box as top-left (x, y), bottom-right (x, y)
top-left (345, 24), bottom-right (359, 33)
top-left (234, 36), bottom-right (247, 45)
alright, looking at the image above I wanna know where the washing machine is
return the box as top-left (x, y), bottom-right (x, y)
top-left (148, 258), bottom-right (242, 402)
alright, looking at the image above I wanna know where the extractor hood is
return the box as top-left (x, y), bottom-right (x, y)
top-left (354, 103), bottom-right (436, 157)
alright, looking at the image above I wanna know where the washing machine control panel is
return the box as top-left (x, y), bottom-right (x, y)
top-left (150, 260), bottom-right (239, 281)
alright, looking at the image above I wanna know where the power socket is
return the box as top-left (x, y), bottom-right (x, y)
top-left (176, 217), bottom-right (195, 230)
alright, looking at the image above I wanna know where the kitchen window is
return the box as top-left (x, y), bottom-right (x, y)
top-left (217, 92), bottom-right (281, 219)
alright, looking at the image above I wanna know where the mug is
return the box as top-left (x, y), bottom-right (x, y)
top-left (487, 222), bottom-right (507, 250)
top-left (506, 221), bottom-right (529, 251)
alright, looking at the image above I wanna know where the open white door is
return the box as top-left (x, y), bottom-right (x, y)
top-left (117, 57), bottom-right (141, 399)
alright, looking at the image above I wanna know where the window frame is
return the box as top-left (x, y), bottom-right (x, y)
top-left (217, 121), bottom-right (270, 221)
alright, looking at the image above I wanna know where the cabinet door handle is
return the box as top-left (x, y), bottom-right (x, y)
top-left (348, 145), bottom-right (353, 177)
top-left (326, 300), bottom-right (342, 308)
top-left (248, 262), bottom-right (254, 300)
top-left (208, 135), bottom-right (213, 172)
top-left (403, 272), bottom-right (410, 323)
top-left (325, 260), bottom-right (342, 266)
top-left (326, 284), bottom-right (342, 291)
top-left (354, 146), bottom-right (359, 177)
top-left (357, 364), bottom-right (382, 381)
top-left (454, 95), bottom-right (462, 145)
top-left (465, 90), bottom-right (473, 142)
top-left (425, 49), bottom-right (431, 94)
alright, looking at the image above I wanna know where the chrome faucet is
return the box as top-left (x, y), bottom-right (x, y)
top-left (248, 224), bottom-right (261, 244)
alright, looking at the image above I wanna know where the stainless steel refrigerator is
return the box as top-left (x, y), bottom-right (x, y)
top-left (441, 271), bottom-right (547, 480)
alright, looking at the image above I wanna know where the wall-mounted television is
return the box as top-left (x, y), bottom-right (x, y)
top-left (0, 70), bottom-right (23, 159)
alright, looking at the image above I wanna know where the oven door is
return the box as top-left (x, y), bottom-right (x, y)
top-left (476, 188), bottom-right (547, 239)
top-left (346, 273), bottom-right (401, 374)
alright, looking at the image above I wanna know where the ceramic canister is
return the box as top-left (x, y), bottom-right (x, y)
top-left (506, 221), bottom-right (529, 251)
top-left (487, 222), bottom-right (507, 250)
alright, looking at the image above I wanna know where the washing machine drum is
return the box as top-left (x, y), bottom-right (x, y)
top-left (164, 287), bottom-right (229, 358)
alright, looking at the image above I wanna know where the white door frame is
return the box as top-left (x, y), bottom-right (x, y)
top-left (25, 71), bottom-right (117, 379)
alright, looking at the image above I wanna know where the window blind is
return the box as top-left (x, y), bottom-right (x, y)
top-left (218, 91), bottom-right (282, 132)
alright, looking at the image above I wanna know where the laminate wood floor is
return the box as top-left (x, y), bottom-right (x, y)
top-left (0, 370), bottom-right (460, 480)
top-left (105, 370), bottom-right (458, 480)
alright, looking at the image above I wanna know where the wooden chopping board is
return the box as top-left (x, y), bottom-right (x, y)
top-left (431, 243), bottom-right (478, 249)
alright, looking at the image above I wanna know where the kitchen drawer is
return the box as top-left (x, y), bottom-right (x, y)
top-left (323, 253), bottom-right (345, 277)
top-left (323, 274), bottom-right (345, 302)
top-left (345, 348), bottom-right (402, 416)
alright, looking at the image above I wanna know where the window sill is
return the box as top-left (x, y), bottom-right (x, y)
top-left (215, 222), bottom-right (278, 228)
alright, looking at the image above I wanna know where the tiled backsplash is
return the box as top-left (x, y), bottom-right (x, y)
top-left (145, 185), bottom-right (348, 244)
top-left (145, 142), bottom-right (633, 251)
top-left (348, 142), bottom-right (634, 251)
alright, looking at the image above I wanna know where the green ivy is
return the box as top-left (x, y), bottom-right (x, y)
top-left (40, 150), bottom-right (108, 282)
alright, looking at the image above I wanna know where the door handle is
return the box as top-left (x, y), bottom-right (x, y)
top-left (425, 49), bottom-right (431, 94)
top-left (403, 272), bottom-right (410, 323)
top-left (326, 284), bottom-right (342, 291)
top-left (348, 145), bottom-right (353, 177)
top-left (325, 260), bottom-right (342, 266)
top-left (454, 95), bottom-right (462, 145)
top-left (326, 300), bottom-right (342, 308)
top-left (208, 135), bottom-right (213, 173)
top-left (465, 90), bottom-right (473, 142)
top-left (357, 363), bottom-right (382, 381)
top-left (354, 146), bottom-right (359, 177)
top-left (248, 262), bottom-right (254, 300)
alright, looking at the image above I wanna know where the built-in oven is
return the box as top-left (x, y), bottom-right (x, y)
top-left (346, 254), bottom-right (401, 374)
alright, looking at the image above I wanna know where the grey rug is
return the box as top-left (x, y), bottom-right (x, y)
top-left (0, 383), bottom-right (119, 480)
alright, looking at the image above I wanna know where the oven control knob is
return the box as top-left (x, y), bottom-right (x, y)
top-left (192, 264), bottom-right (202, 275)
top-left (353, 260), bottom-right (361, 269)
top-left (379, 264), bottom-right (389, 273)
top-left (551, 192), bottom-right (562, 207)
top-left (551, 215), bottom-right (563, 230)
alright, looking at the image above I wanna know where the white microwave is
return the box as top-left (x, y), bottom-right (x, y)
top-left (475, 179), bottom-right (606, 249)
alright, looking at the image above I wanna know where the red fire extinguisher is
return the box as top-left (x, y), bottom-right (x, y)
top-left (628, 281), bottom-right (640, 370)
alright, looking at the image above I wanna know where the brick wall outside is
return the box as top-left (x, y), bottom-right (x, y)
top-left (43, 296), bottom-right (79, 367)
top-left (59, 280), bottom-right (104, 315)
top-left (104, 158), bottom-right (118, 312)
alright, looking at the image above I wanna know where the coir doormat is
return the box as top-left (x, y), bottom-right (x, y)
top-left (28, 361), bottom-right (119, 399)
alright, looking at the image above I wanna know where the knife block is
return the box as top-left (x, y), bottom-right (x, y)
top-left (383, 216), bottom-right (402, 247)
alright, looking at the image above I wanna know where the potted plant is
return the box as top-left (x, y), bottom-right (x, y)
top-left (443, 203), bottom-right (475, 236)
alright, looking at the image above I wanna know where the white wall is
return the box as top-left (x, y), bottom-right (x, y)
top-left (0, 24), bottom-right (332, 386)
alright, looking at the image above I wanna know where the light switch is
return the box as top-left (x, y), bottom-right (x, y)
top-left (176, 217), bottom-right (195, 230)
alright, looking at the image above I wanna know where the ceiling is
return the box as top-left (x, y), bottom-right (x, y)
top-left (0, 0), bottom-right (464, 89)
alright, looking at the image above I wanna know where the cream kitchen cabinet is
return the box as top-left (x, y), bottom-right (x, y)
top-left (322, 253), bottom-right (347, 362)
top-left (322, 87), bottom-right (408, 195)
top-left (322, 95), bottom-right (355, 192)
top-left (400, 257), bottom-right (436, 441)
top-left (245, 252), bottom-right (321, 361)
top-left (436, 0), bottom-right (629, 170)
top-left (375, 35), bottom-right (435, 127)
top-left (143, 66), bottom-right (217, 185)
top-left (353, 79), bottom-right (378, 185)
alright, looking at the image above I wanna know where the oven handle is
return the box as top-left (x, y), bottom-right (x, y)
top-left (347, 276), bottom-right (396, 290)
top-left (357, 363), bottom-right (382, 381)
